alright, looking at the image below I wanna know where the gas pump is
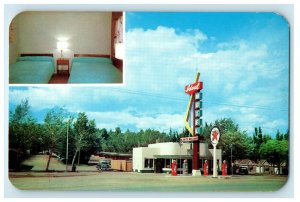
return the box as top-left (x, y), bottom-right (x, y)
top-left (171, 160), bottom-right (178, 176)
top-left (183, 159), bottom-right (188, 175)
top-left (204, 160), bottom-right (209, 176)
top-left (222, 160), bottom-right (227, 176)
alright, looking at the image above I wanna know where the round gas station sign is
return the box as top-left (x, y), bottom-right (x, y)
top-left (210, 127), bottom-right (220, 145)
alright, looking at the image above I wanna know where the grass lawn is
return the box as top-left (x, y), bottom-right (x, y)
top-left (20, 155), bottom-right (97, 172)
top-left (9, 172), bottom-right (288, 192)
top-left (9, 155), bottom-right (288, 192)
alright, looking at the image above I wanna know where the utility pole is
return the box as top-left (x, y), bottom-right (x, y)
top-left (179, 141), bottom-right (182, 175)
top-left (230, 144), bottom-right (233, 176)
top-left (66, 119), bottom-right (69, 172)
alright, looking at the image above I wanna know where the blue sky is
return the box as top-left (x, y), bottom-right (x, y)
top-left (9, 12), bottom-right (289, 136)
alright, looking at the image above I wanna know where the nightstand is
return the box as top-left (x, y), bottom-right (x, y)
top-left (57, 58), bottom-right (70, 75)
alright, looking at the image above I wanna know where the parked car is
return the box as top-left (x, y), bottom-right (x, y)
top-left (96, 160), bottom-right (111, 171)
top-left (238, 166), bottom-right (249, 175)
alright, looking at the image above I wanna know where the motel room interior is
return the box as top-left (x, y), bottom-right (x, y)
top-left (9, 11), bottom-right (123, 84)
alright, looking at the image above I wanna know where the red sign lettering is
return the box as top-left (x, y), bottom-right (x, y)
top-left (185, 82), bottom-right (203, 95)
top-left (180, 136), bottom-right (199, 142)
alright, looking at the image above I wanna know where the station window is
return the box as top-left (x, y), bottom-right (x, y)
top-left (177, 159), bottom-right (185, 168)
top-left (144, 158), bottom-right (149, 168)
top-left (144, 158), bottom-right (154, 168)
top-left (150, 159), bottom-right (153, 168)
top-left (166, 159), bottom-right (171, 168)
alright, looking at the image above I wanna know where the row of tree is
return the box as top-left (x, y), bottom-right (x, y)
top-left (9, 100), bottom-right (176, 170)
top-left (202, 120), bottom-right (288, 169)
top-left (9, 99), bottom-right (288, 171)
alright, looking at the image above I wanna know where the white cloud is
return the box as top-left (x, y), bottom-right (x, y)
top-left (125, 26), bottom-right (207, 95)
top-left (229, 90), bottom-right (288, 109)
top-left (126, 26), bottom-right (287, 100)
top-left (9, 86), bottom-right (128, 112)
top-left (136, 114), bottom-right (183, 131)
top-left (86, 111), bottom-right (184, 132)
top-left (262, 119), bottom-right (286, 131)
top-left (125, 26), bottom-right (288, 134)
top-left (9, 87), bottom-right (70, 110)
top-left (218, 106), bottom-right (238, 113)
top-left (9, 25), bottom-right (288, 135)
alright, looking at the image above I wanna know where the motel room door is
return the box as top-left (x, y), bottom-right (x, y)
top-left (154, 159), bottom-right (163, 173)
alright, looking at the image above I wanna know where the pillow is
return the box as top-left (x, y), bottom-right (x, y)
top-left (17, 56), bottom-right (54, 62)
top-left (72, 57), bottom-right (112, 64)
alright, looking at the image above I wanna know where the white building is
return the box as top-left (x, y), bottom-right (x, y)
top-left (133, 142), bottom-right (222, 174)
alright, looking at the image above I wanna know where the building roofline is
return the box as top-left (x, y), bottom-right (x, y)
top-left (97, 151), bottom-right (132, 157)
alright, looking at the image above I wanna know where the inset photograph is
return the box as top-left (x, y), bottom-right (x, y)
top-left (9, 11), bottom-right (123, 84)
top-left (8, 12), bottom-right (290, 193)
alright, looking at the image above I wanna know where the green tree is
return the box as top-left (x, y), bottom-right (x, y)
top-left (258, 127), bottom-right (263, 145)
top-left (109, 127), bottom-right (126, 153)
top-left (123, 129), bottom-right (138, 152)
top-left (260, 139), bottom-right (288, 171)
top-left (71, 112), bottom-right (99, 166)
top-left (71, 112), bottom-right (89, 167)
top-left (276, 130), bottom-right (284, 141)
top-left (10, 99), bottom-right (35, 124)
top-left (202, 122), bottom-right (213, 146)
top-left (100, 128), bottom-right (109, 140)
top-left (29, 123), bottom-right (47, 155)
top-left (168, 128), bottom-right (182, 142)
top-left (284, 130), bottom-right (289, 141)
top-left (44, 107), bottom-right (66, 171)
top-left (100, 127), bottom-right (174, 154)
top-left (218, 129), bottom-right (250, 162)
top-left (201, 118), bottom-right (250, 163)
top-left (252, 127), bottom-right (263, 162)
top-left (55, 117), bottom-right (76, 165)
top-left (215, 118), bottom-right (239, 136)
top-left (9, 99), bottom-right (37, 170)
top-left (262, 134), bottom-right (272, 144)
top-left (81, 120), bottom-right (102, 163)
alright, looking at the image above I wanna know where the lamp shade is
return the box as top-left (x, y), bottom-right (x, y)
top-left (57, 41), bottom-right (68, 50)
top-left (115, 43), bottom-right (124, 60)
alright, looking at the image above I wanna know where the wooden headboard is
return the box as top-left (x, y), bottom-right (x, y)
top-left (20, 53), bottom-right (53, 57)
top-left (74, 54), bottom-right (110, 58)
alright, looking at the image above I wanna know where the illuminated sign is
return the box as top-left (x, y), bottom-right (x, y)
top-left (185, 82), bottom-right (203, 95)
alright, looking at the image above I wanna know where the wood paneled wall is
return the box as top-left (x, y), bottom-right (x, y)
top-left (111, 12), bottom-right (123, 72)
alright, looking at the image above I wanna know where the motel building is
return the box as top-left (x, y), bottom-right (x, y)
top-left (133, 142), bottom-right (222, 174)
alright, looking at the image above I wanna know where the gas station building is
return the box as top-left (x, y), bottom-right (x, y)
top-left (133, 142), bottom-right (222, 174)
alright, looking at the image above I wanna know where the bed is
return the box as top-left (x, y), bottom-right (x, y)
top-left (9, 54), bottom-right (55, 84)
top-left (68, 54), bottom-right (122, 84)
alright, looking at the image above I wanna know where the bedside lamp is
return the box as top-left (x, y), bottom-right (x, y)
top-left (115, 43), bottom-right (124, 60)
top-left (57, 41), bottom-right (68, 59)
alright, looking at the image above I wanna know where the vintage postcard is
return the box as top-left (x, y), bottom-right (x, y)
top-left (7, 11), bottom-right (290, 194)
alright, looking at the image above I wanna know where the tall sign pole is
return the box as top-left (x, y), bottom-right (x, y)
top-left (184, 72), bottom-right (203, 176)
top-left (192, 94), bottom-right (199, 171)
top-left (211, 127), bottom-right (220, 178)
